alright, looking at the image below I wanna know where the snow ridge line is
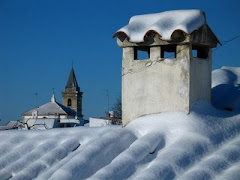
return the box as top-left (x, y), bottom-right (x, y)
top-left (217, 161), bottom-right (240, 180)
top-left (89, 132), bottom-right (165, 180)
top-left (10, 139), bottom-right (80, 180)
top-left (0, 140), bottom-right (57, 180)
top-left (0, 135), bottom-right (27, 159)
top-left (129, 132), bottom-right (211, 180)
top-left (37, 128), bottom-right (120, 180)
top-left (36, 137), bottom-right (99, 180)
top-left (178, 133), bottom-right (240, 180)
top-left (48, 129), bottom-right (137, 180)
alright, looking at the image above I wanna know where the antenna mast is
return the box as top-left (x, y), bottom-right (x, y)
top-left (35, 92), bottom-right (38, 107)
top-left (106, 89), bottom-right (110, 113)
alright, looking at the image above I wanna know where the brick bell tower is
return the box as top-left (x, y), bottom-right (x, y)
top-left (62, 68), bottom-right (83, 118)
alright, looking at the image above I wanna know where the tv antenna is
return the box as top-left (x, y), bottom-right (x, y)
top-left (106, 89), bottom-right (110, 112)
top-left (35, 92), bottom-right (38, 107)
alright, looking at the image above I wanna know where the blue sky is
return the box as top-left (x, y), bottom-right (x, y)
top-left (0, 0), bottom-right (239, 125)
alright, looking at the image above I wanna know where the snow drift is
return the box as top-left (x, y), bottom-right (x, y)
top-left (0, 66), bottom-right (240, 180)
top-left (212, 66), bottom-right (240, 111)
top-left (114, 10), bottom-right (205, 42)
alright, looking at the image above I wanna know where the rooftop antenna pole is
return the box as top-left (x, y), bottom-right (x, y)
top-left (35, 92), bottom-right (38, 107)
top-left (106, 89), bottom-right (110, 113)
top-left (75, 93), bottom-right (78, 120)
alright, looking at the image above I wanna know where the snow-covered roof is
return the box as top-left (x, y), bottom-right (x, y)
top-left (6, 120), bottom-right (23, 127)
top-left (212, 66), bottom-right (240, 111)
top-left (0, 121), bottom-right (24, 130)
top-left (114, 9), bottom-right (206, 42)
top-left (1, 99), bottom-right (240, 179)
top-left (1, 67), bottom-right (240, 179)
top-left (23, 95), bottom-right (76, 116)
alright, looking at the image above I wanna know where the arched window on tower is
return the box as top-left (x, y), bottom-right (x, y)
top-left (67, 98), bottom-right (72, 106)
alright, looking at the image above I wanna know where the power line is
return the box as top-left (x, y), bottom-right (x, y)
top-left (220, 35), bottom-right (240, 44)
top-left (214, 35), bottom-right (240, 52)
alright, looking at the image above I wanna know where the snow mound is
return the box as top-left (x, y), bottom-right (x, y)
top-left (115, 9), bottom-right (205, 42)
top-left (212, 66), bottom-right (240, 111)
top-left (1, 66), bottom-right (240, 179)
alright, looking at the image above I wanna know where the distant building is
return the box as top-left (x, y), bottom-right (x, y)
top-left (114, 10), bottom-right (220, 126)
top-left (22, 68), bottom-right (86, 129)
top-left (89, 111), bottom-right (122, 127)
top-left (22, 94), bottom-right (84, 129)
top-left (89, 117), bottom-right (112, 127)
top-left (0, 121), bottom-right (24, 130)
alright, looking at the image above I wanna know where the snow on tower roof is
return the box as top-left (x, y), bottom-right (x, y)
top-left (114, 9), bottom-right (206, 42)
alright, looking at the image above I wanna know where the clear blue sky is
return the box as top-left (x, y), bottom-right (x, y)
top-left (0, 0), bottom-right (239, 125)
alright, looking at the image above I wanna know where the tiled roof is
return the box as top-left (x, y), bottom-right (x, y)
top-left (23, 95), bottom-right (76, 117)
top-left (114, 9), bottom-right (206, 42)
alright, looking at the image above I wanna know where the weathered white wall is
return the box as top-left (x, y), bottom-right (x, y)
top-left (89, 118), bottom-right (112, 127)
top-left (23, 115), bottom-right (69, 123)
top-left (190, 49), bottom-right (212, 106)
top-left (122, 45), bottom-right (191, 126)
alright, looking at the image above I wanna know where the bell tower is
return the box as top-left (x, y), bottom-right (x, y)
top-left (62, 68), bottom-right (83, 118)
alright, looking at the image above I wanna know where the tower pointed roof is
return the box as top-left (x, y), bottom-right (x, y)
top-left (66, 68), bottom-right (80, 91)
